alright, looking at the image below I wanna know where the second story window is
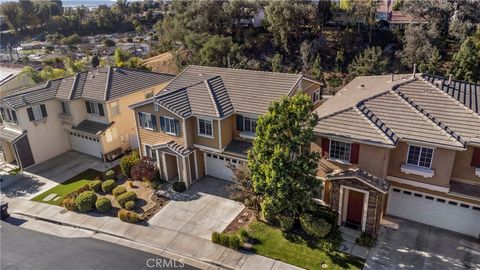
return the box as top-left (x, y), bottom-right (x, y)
top-left (198, 118), bottom-right (213, 137)
top-left (27, 104), bottom-right (47, 121)
top-left (244, 116), bottom-right (257, 133)
top-left (407, 145), bottom-right (434, 168)
top-left (0, 107), bottom-right (18, 124)
top-left (160, 116), bottom-right (179, 135)
top-left (138, 112), bottom-right (156, 130)
top-left (85, 101), bottom-right (105, 117)
top-left (329, 140), bottom-right (351, 163)
top-left (312, 89), bottom-right (320, 104)
top-left (61, 102), bottom-right (70, 115)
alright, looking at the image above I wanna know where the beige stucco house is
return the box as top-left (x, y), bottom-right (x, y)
top-left (0, 66), bottom-right (174, 168)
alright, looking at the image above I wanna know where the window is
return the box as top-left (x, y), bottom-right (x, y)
top-left (161, 116), bottom-right (177, 135)
top-left (198, 118), bottom-right (213, 137)
top-left (27, 104), bottom-right (47, 121)
top-left (329, 140), bottom-right (351, 163)
top-left (139, 112), bottom-right (154, 129)
top-left (145, 145), bottom-right (157, 162)
top-left (312, 89), bottom-right (320, 103)
top-left (0, 108), bottom-right (17, 124)
top-left (61, 102), bottom-right (70, 114)
top-left (407, 145), bottom-right (434, 168)
top-left (85, 101), bottom-right (105, 117)
top-left (244, 116), bottom-right (257, 133)
top-left (110, 101), bottom-right (119, 116)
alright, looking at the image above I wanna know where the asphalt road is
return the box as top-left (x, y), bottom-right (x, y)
top-left (0, 221), bottom-right (199, 270)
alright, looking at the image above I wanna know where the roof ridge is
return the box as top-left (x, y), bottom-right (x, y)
top-left (189, 64), bottom-right (302, 77)
top-left (355, 101), bottom-right (399, 145)
top-left (204, 78), bottom-right (221, 118)
top-left (154, 65), bottom-right (193, 97)
top-left (103, 66), bottom-right (112, 101)
top-left (112, 66), bottom-right (175, 76)
top-left (68, 73), bottom-right (79, 100)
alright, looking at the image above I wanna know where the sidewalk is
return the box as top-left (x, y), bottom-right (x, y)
top-left (7, 198), bottom-right (303, 270)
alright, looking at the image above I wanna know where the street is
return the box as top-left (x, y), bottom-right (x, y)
top-left (0, 221), bottom-right (199, 270)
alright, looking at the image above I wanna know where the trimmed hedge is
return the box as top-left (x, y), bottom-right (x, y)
top-left (300, 213), bottom-right (331, 239)
top-left (118, 209), bottom-right (140, 223)
top-left (75, 191), bottom-right (97, 213)
top-left (89, 180), bottom-right (102, 192)
top-left (63, 196), bottom-right (77, 211)
top-left (172, 181), bottom-right (186, 192)
top-left (120, 151), bottom-right (140, 177)
top-left (102, 180), bottom-right (117, 193)
top-left (112, 186), bottom-right (127, 197)
top-left (117, 191), bottom-right (137, 207)
top-left (125, 200), bottom-right (135, 210)
top-left (356, 232), bottom-right (375, 248)
top-left (95, 197), bottom-right (112, 213)
top-left (211, 232), bottom-right (242, 250)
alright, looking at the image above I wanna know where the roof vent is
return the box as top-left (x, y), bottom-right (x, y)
top-left (413, 63), bottom-right (417, 78)
top-left (448, 74), bottom-right (452, 85)
top-left (359, 84), bottom-right (365, 90)
top-left (198, 73), bottom-right (204, 76)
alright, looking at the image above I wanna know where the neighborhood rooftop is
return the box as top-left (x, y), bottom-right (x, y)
top-left (1, 67), bottom-right (175, 109)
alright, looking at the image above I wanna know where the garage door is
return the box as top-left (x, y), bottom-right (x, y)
top-left (387, 187), bottom-right (480, 237)
top-left (69, 131), bottom-right (102, 158)
top-left (205, 153), bottom-right (242, 182)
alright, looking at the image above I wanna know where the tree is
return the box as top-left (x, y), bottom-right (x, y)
top-left (228, 164), bottom-right (262, 215)
top-left (311, 55), bottom-right (323, 81)
top-left (103, 39), bottom-right (116, 47)
top-left (348, 47), bottom-right (389, 76)
top-left (397, 24), bottom-right (434, 70)
top-left (91, 55), bottom-right (100, 68)
top-left (271, 53), bottom-right (283, 72)
top-left (451, 36), bottom-right (480, 83)
top-left (224, 0), bottom-right (259, 40)
top-left (335, 49), bottom-right (345, 73)
top-left (63, 57), bottom-right (85, 75)
top-left (316, 0), bottom-right (332, 32)
top-left (199, 35), bottom-right (241, 68)
top-left (1, 2), bottom-right (21, 33)
top-left (248, 92), bottom-right (320, 223)
top-left (418, 47), bottom-right (441, 75)
top-left (300, 40), bottom-right (312, 71)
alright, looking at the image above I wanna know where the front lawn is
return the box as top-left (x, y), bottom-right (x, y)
top-left (31, 169), bottom-right (102, 206)
top-left (247, 221), bottom-right (364, 270)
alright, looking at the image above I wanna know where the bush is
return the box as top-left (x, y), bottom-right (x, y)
top-left (102, 180), bottom-right (117, 193)
top-left (116, 191), bottom-right (137, 207)
top-left (172, 181), bottom-right (186, 192)
top-left (61, 34), bottom-right (81, 45)
top-left (95, 197), bottom-right (112, 213)
top-left (78, 184), bottom-right (91, 193)
top-left (125, 200), bottom-right (135, 210)
top-left (238, 229), bottom-right (250, 242)
top-left (277, 214), bottom-right (295, 231)
top-left (89, 180), bottom-right (102, 192)
top-left (75, 191), bottom-right (97, 213)
top-left (211, 232), bottom-right (242, 250)
top-left (127, 180), bottom-right (135, 188)
top-left (63, 197), bottom-right (77, 211)
top-left (120, 151), bottom-right (140, 177)
top-left (300, 213), bottom-right (331, 239)
top-left (112, 186), bottom-right (127, 197)
top-left (104, 169), bottom-right (115, 180)
top-left (118, 209), bottom-right (140, 223)
top-left (131, 157), bottom-right (160, 182)
top-left (356, 232), bottom-right (375, 248)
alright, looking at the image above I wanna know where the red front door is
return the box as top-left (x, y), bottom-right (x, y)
top-left (346, 190), bottom-right (364, 227)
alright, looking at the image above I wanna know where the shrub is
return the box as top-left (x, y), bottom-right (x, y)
top-left (102, 180), bottom-right (117, 193)
top-left (112, 186), bottom-right (127, 197)
top-left (120, 151), bottom-right (140, 177)
top-left (356, 232), bottom-right (375, 248)
top-left (212, 232), bottom-right (220, 243)
top-left (78, 184), bottom-right (91, 193)
top-left (63, 197), bottom-right (77, 211)
top-left (95, 197), bottom-right (112, 213)
top-left (61, 34), bottom-right (81, 45)
top-left (75, 191), bottom-right (97, 213)
top-left (131, 157), bottom-right (160, 182)
top-left (89, 180), bottom-right (102, 192)
top-left (211, 232), bottom-right (242, 250)
top-left (277, 214), bottom-right (295, 231)
top-left (118, 209), bottom-right (140, 223)
top-left (127, 180), bottom-right (135, 188)
top-left (238, 229), bottom-right (249, 242)
top-left (125, 200), bottom-right (135, 210)
top-left (172, 181), bottom-right (186, 192)
top-left (228, 235), bottom-right (241, 250)
top-left (104, 169), bottom-right (115, 180)
top-left (300, 213), bottom-right (331, 239)
top-left (116, 191), bottom-right (137, 207)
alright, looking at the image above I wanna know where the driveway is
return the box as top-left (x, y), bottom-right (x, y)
top-left (365, 216), bottom-right (480, 270)
top-left (149, 177), bottom-right (245, 240)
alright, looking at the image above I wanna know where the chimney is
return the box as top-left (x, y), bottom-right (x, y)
top-left (448, 74), bottom-right (452, 85)
top-left (413, 64), bottom-right (417, 78)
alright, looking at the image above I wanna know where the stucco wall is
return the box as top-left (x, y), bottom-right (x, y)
top-left (220, 115), bottom-right (234, 148)
top-left (451, 146), bottom-right (480, 183)
top-left (300, 78), bottom-right (322, 109)
top-left (193, 117), bottom-right (220, 149)
top-left (387, 141), bottom-right (455, 187)
top-left (69, 99), bottom-right (88, 126)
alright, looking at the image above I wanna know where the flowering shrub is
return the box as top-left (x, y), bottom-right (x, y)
top-left (131, 157), bottom-right (160, 182)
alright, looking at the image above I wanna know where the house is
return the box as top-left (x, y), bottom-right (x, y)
top-left (130, 65), bottom-right (322, 186)
top-left (0, 65), bottom-right (34, 97)
top-left (313, 73), bottom-right (480, 238)
top-left (0, 67), bottom-right (174, 168)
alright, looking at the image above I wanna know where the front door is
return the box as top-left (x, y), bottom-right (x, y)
top-left (346, 190), bottom-right (364, 229)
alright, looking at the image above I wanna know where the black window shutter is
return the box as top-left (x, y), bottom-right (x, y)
top-left (98, 104), bottom-right (105, 116)
top-left (160, 117), bottom-right (165, 131)
top-left (236, 115), bottom-right (244, 131)
top-left (27, 107), bottom-right (35, 121)
top-left (174, 119), bottom-right (180, 135)
top-left (151, 115), bottom-right (157, 130)
top-left (40, 104), bottom-right (47, 117)
top-left (12, 110), bottom-right (18, 124)
top-left (85, 101), bottom-right (92, 113)
top-left (138, 112), bottom-right (144, 127)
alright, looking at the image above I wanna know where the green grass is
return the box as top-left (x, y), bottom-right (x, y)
top-left (247, 221), bottom-right (364, 270)
top-left (31, 169), bottom-right (102, 206)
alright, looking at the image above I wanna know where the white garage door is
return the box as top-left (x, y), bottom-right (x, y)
top-left (387, 187), bottom-right (480, 237)
top-left (69, 131), bottom-right (102, 158)
top-left (205, 153), bottom-right (242, 182)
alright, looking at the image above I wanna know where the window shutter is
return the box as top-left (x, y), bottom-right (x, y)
top-left (85, 101), bottom-right (92, 113)
top-left (98, 104), bottom-right (105, 116)
top-left (12, 110), bottom-right (17, 124)
top-left (321, 138), bottom-right (330, 157)
top-left (40, 104), bottom-right (47, 117)
top-left (160, 116), bottom-right (165, 131)
top-left (27, 107), bottom-right (35, 121)
top-left (350, 143), bottom-right (360, 164)
top-left (174, 119), bottom-right (180, 135)
top-left (151, 115), bottom-right (157, 130)
top-left (471, 148), bottom-right (480, 168)
top-left (138, 112), bottom-right (144, 127)
top-left (236, 115), bottom-right (244, 131)
top-left (0, 108), bottom-right (5, 120)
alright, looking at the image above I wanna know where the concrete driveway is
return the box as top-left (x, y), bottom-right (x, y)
top-left (149, 177), bottom-right (245, 240)
top-left (365, 216), bottom-right (480, 270)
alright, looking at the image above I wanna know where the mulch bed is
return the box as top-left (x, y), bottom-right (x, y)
top-left (223, 207), bottom-right (257, 234)
top-left (141, 194), bottom-right (170, 221)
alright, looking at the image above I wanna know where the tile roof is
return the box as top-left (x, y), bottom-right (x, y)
top-left (71, 120), bottom-right (111, 135)
top-left (152, 140), bottom-right (192, 156)
top-left (0, 125), bottom-right (24, 142)
top-left (0, 67), bottom-right (175, 109)
top-left (153, 65), bottom-right (303, 117)
top-left (449, 181), bottom-right (480, 199)
top-left (327, 168), bottom-right (390, 193)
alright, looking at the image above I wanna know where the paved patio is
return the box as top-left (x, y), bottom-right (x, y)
top-left (150, 177), bottom-right (245, 240)
top-left (365, 216), bottom-right (480, 270)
